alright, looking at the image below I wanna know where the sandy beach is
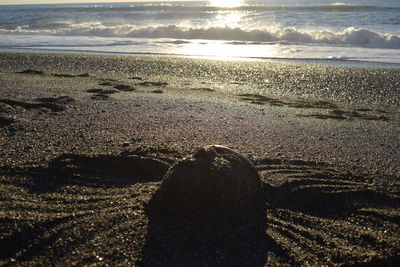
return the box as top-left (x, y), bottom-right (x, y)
top-left (0, 52), bottom-right (399, 266)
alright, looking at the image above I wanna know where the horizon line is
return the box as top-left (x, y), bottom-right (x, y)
top-left (0, 0), bottom-right (199, 6)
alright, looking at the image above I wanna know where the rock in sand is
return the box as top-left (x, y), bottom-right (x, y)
top-left (149, 145), bottom-right (264, 221)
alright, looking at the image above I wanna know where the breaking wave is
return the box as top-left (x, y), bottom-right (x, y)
top-left (2, 23), bottom-right (399, 49)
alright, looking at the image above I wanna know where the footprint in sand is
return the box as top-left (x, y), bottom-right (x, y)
top-left (138, 81), bottom-right (168, 87)
top-left (0, 96), bottom-right (75, 112)
top-left (239, 93), bottom-right (338, 109)
top-left (90, 94), bottom-right (110, 100)
top-left (99, 82), bottom-right (114, 86)
top-left (192, 87), bottom-right (215, 92)
top-left (50, 72), bottom-right (90, 78)
top-left (89, 81), bottom-right (136, 100)
top-left (238, 93), bottom-right (286, 106)
top-left (17, 69), bottom-right (90, 78)
top-left (86, 88), bottom-right (119, 100)
top-left (36, 96), bottom-right (75, 105)
top-left (18, 69), bottom-right (45, 75)
top-left (238, 93), bottom-right (389, 121)
top-left (113, 84), bottom-right (136, 91)
top-left (0, 96), bottom-right (74, 127)
top-left (298, 109), bottom-right (389, 121)
top-left (86, 89), bottom-right (117, 95)
top-left (98, 81), bottom-right (136, 91)
top-left (98, 78), bottom-right (137, 91)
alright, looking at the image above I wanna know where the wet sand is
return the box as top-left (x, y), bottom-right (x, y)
top-left (0, 52), bottom-right (399, 266)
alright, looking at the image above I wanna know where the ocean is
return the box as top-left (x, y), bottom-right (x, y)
top-left (0, 0), bottom-right (400, 64)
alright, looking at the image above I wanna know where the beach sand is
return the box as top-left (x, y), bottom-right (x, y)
top-left (0, 52), bottom-right (399, 266)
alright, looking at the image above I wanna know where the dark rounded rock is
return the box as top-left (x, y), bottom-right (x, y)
top-left (150, 145), bottom-right (264, 220)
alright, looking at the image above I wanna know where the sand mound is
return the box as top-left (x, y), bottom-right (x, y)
top-left (149, 145), bottom-right (264, 220)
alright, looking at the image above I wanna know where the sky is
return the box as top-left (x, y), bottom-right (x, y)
top-left (0, 0), bottom-right (189, 5)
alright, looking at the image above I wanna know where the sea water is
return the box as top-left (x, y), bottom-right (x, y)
top-left (0, 0), bottom-right (399, 64)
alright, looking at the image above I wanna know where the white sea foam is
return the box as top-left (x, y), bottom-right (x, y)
top-left (1, 34), bottom-right (399, 64)
top-left (1, 23), bottom-right (399, 49)
top-left (329, 2), bottom-right (358, 6)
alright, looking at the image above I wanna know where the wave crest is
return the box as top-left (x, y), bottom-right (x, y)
top-left (2, 23), bottom-right (399, 49)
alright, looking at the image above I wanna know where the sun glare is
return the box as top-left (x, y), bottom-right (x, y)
top-left (212, 12), bottom-right (243, 27)
top-left (172, 40), bottom-right (278, 61)
top-left (209, 0), bottom-right (243, 8)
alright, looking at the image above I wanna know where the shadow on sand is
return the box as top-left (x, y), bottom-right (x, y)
top-left (141, 199), bottom-right (270, 267)
top-left (0, 152), bottom-right (399, 265)
top-left (0, 153), bottom-right (169, 193)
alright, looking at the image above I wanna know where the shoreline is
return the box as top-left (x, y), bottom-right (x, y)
top-left (0, 51), bottom-right (399, 265)
top-left (2, 48), bottom-right (400, 70)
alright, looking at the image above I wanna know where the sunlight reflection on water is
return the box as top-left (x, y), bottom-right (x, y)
top-left (172, 40), bottom-right (279, 60)
top-left (212, 12), bottom-right (245, 28)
